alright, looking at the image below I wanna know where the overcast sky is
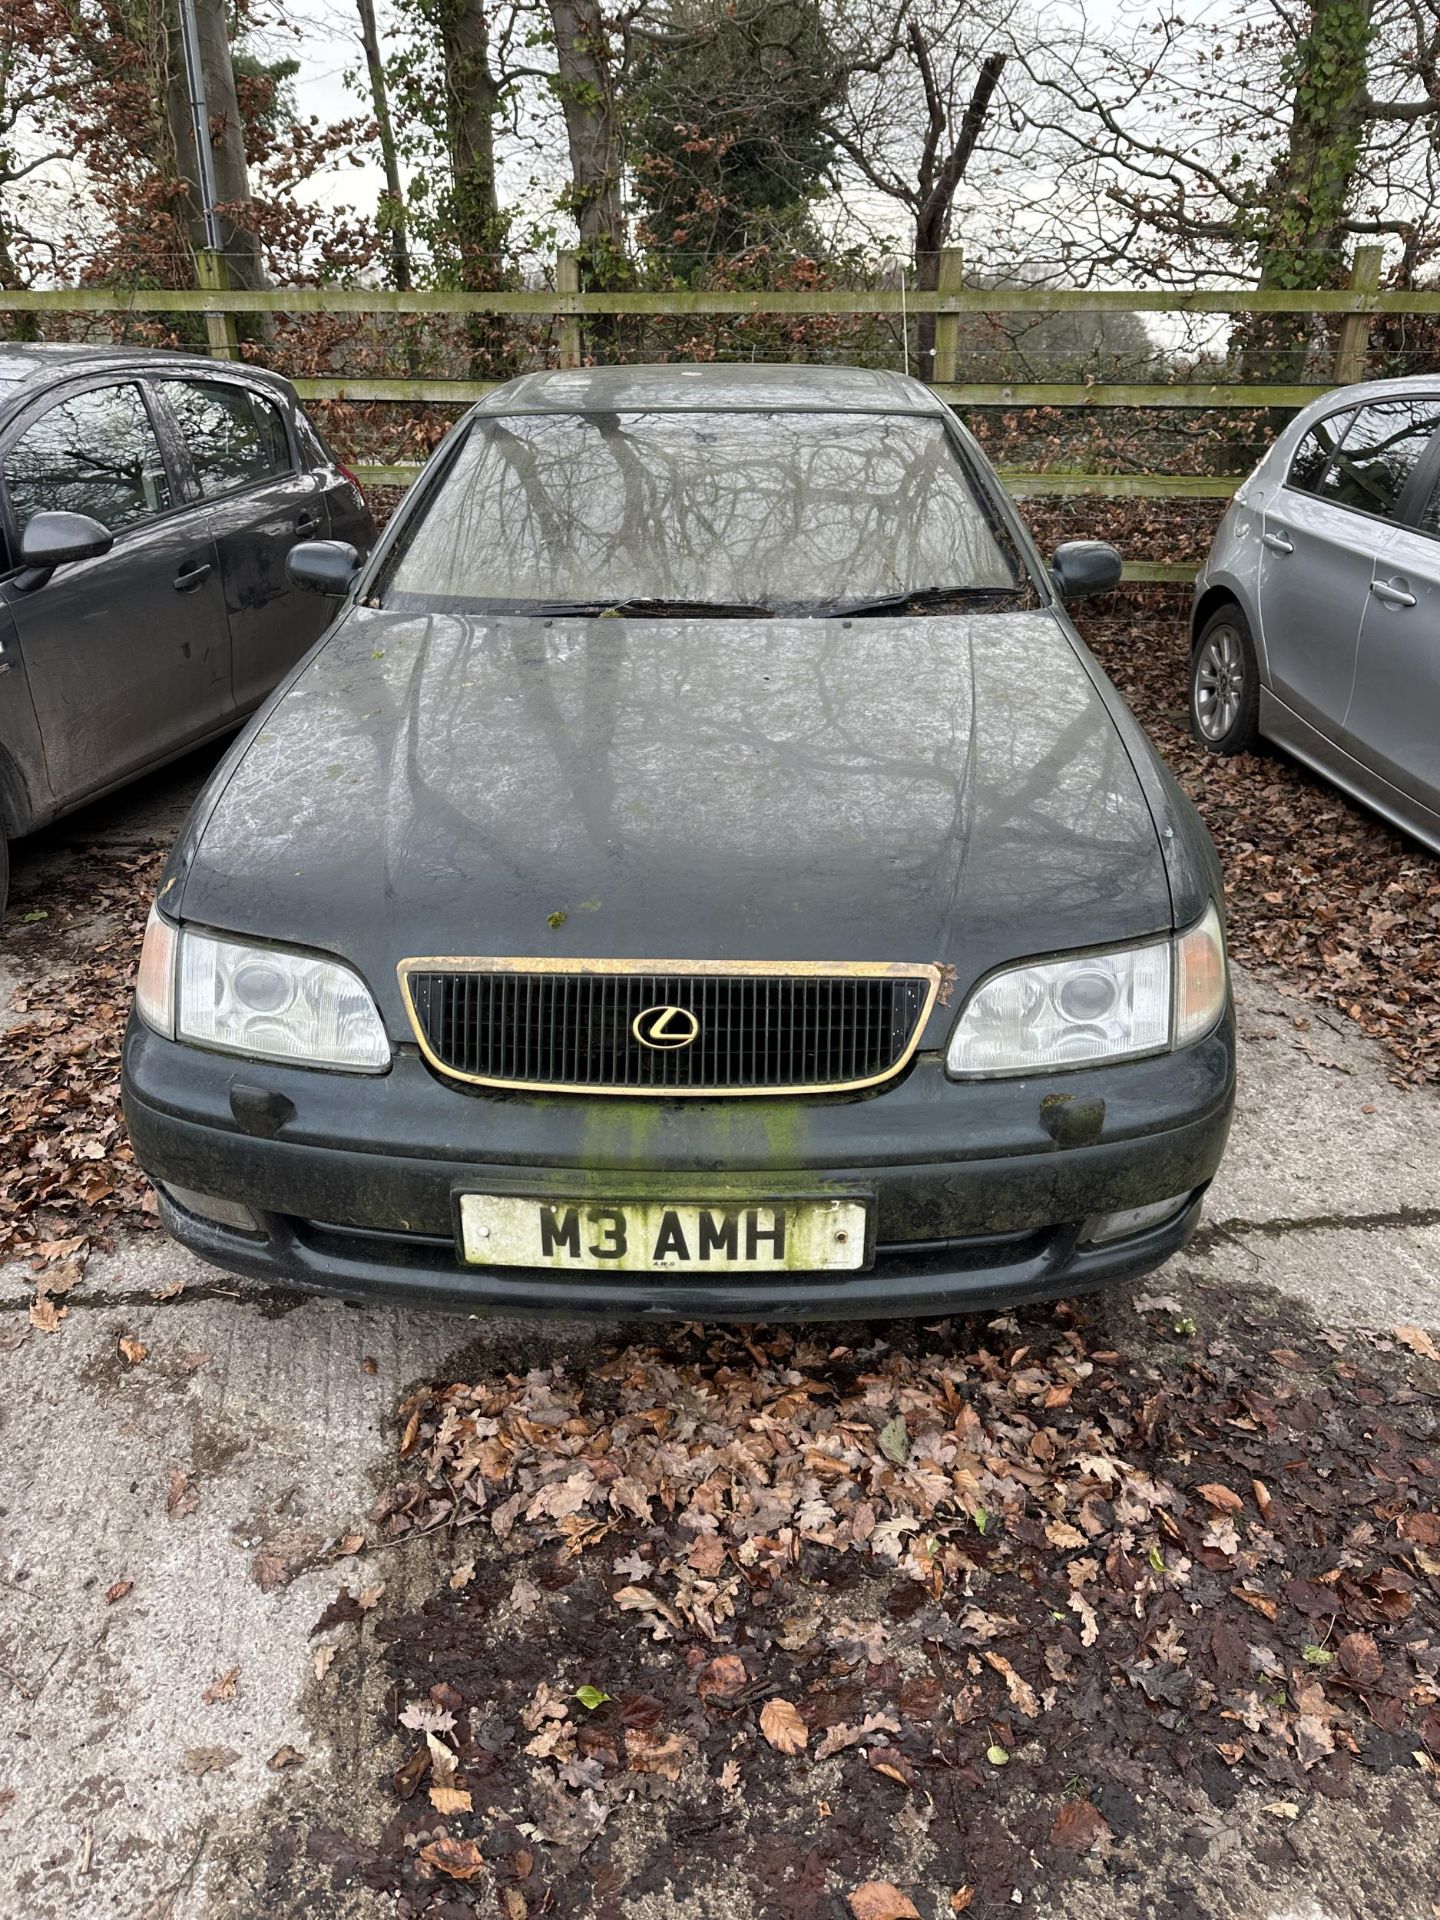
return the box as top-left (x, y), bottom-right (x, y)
top-left (258, 0), bottom-right (407, 217)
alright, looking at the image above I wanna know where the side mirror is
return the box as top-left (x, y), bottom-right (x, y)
top-left (286, 539), bottom-right (360, 597)
top-left (14, 510), bottom-right (113, 589)
top-left (1050, 540), bottom-right (1123, 602)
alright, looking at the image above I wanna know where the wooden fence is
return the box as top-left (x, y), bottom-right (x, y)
top-left (2, 245), bottom-right (1422, 584)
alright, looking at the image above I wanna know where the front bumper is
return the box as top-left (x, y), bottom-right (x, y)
top-left (122, 1013), bottom-right (1235, 1321)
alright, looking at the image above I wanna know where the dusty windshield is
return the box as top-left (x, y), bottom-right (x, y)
top-left (379, 409), bottom-right (1026, 614)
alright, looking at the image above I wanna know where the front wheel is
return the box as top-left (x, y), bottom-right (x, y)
top-left (1189, 607), bottom-right (1260, 754)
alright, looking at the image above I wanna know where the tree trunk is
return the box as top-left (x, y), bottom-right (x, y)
top-left (434, 0), bottom-right (507, 290)
top-left (547, 0), bottom-right (626, 273)
top-left (909, 48), bottom-right (1004, 380)
top-left (1239, 0), bottom-right (1375, 378)
top-left (913, 211), bottom-right (945, 382)
top-left (164, 0), bottom-right (269, 294)
top-left (356, 0), bottom-right (411, 290)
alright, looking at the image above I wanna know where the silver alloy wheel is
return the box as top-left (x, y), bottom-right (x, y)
top-left (1194, 625), bottom-right (1246, 741)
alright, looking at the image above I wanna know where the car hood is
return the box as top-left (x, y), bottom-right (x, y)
top-left (176, 606), bottom-right (1171, 1046)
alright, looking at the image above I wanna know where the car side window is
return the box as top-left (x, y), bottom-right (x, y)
top-left (4, 382), bottom-right (173, 535)
top-left (249, 390), bottom-right (292, 473)
top-left (1286, 409), bottom-right (1353, 492)
top-left (1316, 398), bottom-right (1440, 519)
top-left (161, 380), bottom-right (293, 497)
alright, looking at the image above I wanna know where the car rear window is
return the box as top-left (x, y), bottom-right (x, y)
top-left (378, 410), bottom-right (1021, 613)
top-left (1316, 398), bottom-right (1440, 518)
top-left (161, 380), bottom-right (292, 496)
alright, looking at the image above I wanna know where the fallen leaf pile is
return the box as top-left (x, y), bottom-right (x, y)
top-left (1079, 598), bottom-right (1440, 1084)
top-left (296, 1302), bottom-right (1439, 1915)
top-left (0, 844), bottom-right (166, 1296)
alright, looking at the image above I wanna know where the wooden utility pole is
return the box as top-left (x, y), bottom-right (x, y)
top-left (173, 0), bottom-right (269, 341)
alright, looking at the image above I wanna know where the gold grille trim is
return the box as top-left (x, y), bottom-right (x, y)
top-left (397, 956), bottom-right (943, 1097)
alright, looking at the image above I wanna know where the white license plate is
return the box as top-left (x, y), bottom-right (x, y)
top-left (457, 1195), bottom-right (868, 1273)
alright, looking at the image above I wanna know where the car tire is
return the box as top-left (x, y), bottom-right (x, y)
top-left (1190, 606), bottom-right (1261, 754)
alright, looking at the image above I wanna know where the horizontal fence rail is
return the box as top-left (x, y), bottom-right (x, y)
top-left (5, 285), bottom-right (1440, 316)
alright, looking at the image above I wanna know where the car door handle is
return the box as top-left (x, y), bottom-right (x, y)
top-left (1369, 579), bottom-right (1417, 608)
top-left (172, 561), bottom-right (213, 592)
top-left (295, 511), bottom-right (321, 534)
top-left (1262, 531), bottom-right (1294, 554)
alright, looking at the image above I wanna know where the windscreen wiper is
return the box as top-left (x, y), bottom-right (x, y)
top-left (532, 597), bottom-right (774, 618)
top-left (822, 585), bottom-right (1025, 617)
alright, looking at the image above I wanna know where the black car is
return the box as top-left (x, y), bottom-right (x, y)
top-left (122, 364), bottom-right (1234, 1321)
top-left (0, 345), bottom-right (373, 911)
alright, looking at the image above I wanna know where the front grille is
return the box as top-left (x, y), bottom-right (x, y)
top-left (399, 962), bottom-right (939, 1095)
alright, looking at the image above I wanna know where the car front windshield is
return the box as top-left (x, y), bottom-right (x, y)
top-left (379, 408), bottom-right (1025, 614)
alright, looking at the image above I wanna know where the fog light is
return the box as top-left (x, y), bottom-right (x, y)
top-left (161, 1184), bottom-right (261, 1233)
top-left (1079, 1192), bottom-right (1192, 1247)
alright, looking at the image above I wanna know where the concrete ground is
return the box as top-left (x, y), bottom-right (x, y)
top-left (1, 753), bottom-right (1437, 1920)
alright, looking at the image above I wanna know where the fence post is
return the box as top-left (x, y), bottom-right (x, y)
top-left (1333, 245), bottom-right (1384, 386)
top-left (932, 247), bottom-right (963, 387)
top-left (194, 249), bottom-right (239, 360)
top-left (556, 250), bottom-right (582, 369)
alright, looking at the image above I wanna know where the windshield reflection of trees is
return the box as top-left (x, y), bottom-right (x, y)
top-left (385, 410), bottom-right (1019, 609)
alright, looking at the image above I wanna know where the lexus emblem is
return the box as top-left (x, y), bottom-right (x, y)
top-left (632, 1003), bottom-right (700, 1050)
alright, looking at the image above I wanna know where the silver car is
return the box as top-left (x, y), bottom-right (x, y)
top-left (1189, 377), bottom-right (1440, 853)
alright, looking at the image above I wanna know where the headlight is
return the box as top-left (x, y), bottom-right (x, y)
top-left (945, 902), bottom-right (1226, 1078)
top-left (135, 910), bottom-right (390, 1073)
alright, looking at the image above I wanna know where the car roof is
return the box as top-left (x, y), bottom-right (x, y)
top-left (1301, 373), bottom-right (1440, 415)
top-left (1336, 373), bottom-right (1440, 396)
top-left (475, 362), bottom-right (948, 416)
top-left (1257, 373), bottom-right (1440, 457)
top-left (0, 342), bottom-right (294, 403)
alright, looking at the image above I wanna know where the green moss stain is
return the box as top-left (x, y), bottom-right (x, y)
top-left (573, 1095), bottom-right (814, 1190)
top-left (578, 1098), bottom-right (665, 1175)
top-left (761, 1101), bottom-right (807, 1171)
